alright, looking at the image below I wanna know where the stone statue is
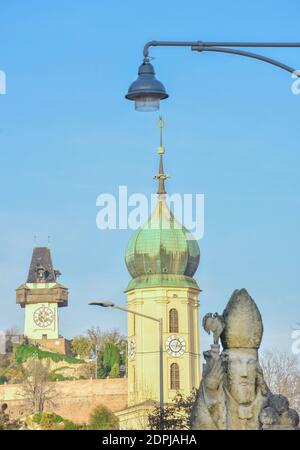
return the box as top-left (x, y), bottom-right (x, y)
top-left (191, 289), bottom-right (299, 430)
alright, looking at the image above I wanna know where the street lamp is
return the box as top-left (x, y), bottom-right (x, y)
top-left (89, 301), bottom-right (165, 429)
top-left (125, 40), bottom-right (300, 111)
top-left (125, 60), bottom-right (168, 111)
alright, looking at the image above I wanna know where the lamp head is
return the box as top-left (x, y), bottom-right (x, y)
top-left (125, 59), bottom-right (168, 111)
top-left (89, 301), bottom-right (115, 308)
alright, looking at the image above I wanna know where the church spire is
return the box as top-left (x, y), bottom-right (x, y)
top-left (154, 116), bottom-right (169, 195)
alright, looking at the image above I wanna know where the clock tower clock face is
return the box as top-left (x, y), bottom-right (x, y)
top-left (128, 338), bottom-right (136, 360)
top-left (33, 306), bottom-right (54, 328)
top-left (166, 335), bottom-right (186, 357)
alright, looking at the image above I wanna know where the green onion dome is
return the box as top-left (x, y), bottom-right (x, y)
top-left (125, 197), bottom-right (200, 291)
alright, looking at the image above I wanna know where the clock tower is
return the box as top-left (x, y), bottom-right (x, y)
top-left (124, 119), bottom-right (201, 407)
top-left (16, 247), bottom-right (68, 345)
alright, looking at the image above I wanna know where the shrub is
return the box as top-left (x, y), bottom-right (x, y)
top-left (64, 419), bottom-right (77, 430)
top-left (26, 412), bottom-right (77, 430)
top-left (0, 375), bottom-right (8, 385)
top-left (32, 411), bottom-right (42, 424)
top-left (48, 372), bottom-right (64, 382)
top-left (89, 405), bottom-right (119, 430)
top-left (39, 413), bottom-right (63, 429)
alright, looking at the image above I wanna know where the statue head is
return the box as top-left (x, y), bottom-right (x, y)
top-left (220, 289), bottom-right (265, 404)
top-left (222, 348), bottom-right (262, 404)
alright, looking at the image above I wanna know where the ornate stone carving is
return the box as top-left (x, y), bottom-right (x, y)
top-left (191, 289), bottom-right (299, 430)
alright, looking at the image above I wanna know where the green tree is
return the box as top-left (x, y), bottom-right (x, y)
top-left (109, 362), bottom-right (120, 378)
top-left (71, 336), bottom-right (93, 359)
top-left (89, 405), bottom-right (119, 430)
top-left (86, 327), bottom-right (127, 379)
top-left (102, 342), bottom-right (120, 377)
top-left (96, 351), bottom-right (106, 379)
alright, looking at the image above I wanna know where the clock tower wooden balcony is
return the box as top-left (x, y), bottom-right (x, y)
top-left (16, 283), bottom-right (68, 307)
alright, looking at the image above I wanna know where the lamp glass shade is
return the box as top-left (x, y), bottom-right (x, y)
top-left (135, 96), bottom-right (160, 112)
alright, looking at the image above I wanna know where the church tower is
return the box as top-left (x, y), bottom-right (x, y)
top-left (124, 119), bottom-right (201, 406)
top-left (16, 247), bottom-right (69, 353)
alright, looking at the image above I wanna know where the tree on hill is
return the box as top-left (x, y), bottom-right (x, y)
top-left (87, 327), bottom-right (124, 352)
top-left (86, 327), bottom-right (127, 378)
top-left (5, 325), bottom-right (20, 353)
top-left (71, 336), bottom-right (93, 359)
top-left (19, 357), bottom-right (57, 413)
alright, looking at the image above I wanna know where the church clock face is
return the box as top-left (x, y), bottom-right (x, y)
top-left (128, 338), bottom-right (136, 360)
top-left (33, 306), bottom-right (54, 328)
top-left (166, 335), bottom-right (186, 357)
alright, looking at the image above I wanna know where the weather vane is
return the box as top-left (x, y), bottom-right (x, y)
top-left (154, 116), bottom-right (170, 195)
top-left (157, 116), bottom-right (165, 154)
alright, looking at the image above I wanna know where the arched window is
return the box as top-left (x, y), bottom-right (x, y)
top-left (169, 308), bottom-right (179, 333)
top-left (170, 363), bottom-right (180, 390)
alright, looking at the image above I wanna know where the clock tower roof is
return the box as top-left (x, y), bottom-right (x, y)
top-left (17, 247), bottom-right (68, 308)
top-left (27, 247), bottom-right (60, 283)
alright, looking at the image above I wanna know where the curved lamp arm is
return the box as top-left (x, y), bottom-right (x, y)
top-left (143, 40), bottom-right (300, 77)
top-left (194, 46), bottom-right (300, 76)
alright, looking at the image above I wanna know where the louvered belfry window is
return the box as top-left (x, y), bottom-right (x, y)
top-left (169, 308), bottom-right (179, 333)
top-left (170, 363), bottom-right (180, 390)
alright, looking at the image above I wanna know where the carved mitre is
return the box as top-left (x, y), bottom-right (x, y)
top-left (221, 288), bottom-right (263, 349)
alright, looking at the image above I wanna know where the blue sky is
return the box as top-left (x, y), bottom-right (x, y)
top-left (0, 0), bottom-right (299, 358)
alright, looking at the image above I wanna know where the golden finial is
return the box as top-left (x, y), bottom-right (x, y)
top-left (154, 116), bottom-right (170, 195)
top-left (157, 116), bottom-right (165, 154)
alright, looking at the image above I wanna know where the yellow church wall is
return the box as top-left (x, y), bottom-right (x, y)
top-left (126, 285), bottom-right (200, 407)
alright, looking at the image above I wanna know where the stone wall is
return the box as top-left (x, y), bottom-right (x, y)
top-left (0, 378), bottom-right (128, 424)
top-left (28, 337), bottom-right (72, 355)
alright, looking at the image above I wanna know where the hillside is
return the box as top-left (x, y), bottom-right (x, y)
top-left (0, 344), bottom-right (93, 384)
